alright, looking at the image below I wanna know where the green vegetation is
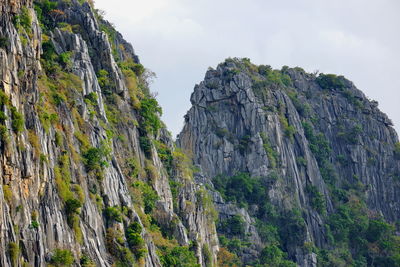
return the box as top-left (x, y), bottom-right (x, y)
top-left (202, 244), bottom-right (213, 267)
top-left (260, 245), bottom-right (296, 267)
top-left (154, 140), bottom-right (173, 174)
top-left (37, 39), bottom-right (82, 132)
top-left (54, 154), bottom-right (74, 202)
top-left (0, 97), bottom-right (10, 127)
top-left (0, 111), bottom-right (7, 123)
top-left (132, 181), bottom-right (159, 214)
top-left (0, 125), bottom-right (8, 142)
top-left (83, 144), bottom-right (110, 172)
top-left (3, 185), bottom-right (12, 205)
top-left (30, 220), bottom-right (39, 229)
top-left (139, 97), bottom-right (162, 135)
top-left (250, 64), bottom-right (293, 100)
top-left (296, 156), bottom-right (307, 167)
top-left (31, 210), bottom-right (40, 229)
top-left (145, 159), bottom-right (158, 181)
top-left (126, 222), bottom-right (147, 259)
top-left (28, 130), bottom-right (41, 158)
top-left (196, 187), bottom-right (218, 222)
top-left (139, 136), bottom-right (152, 157)
top-left (222, 67), bottom-right (240, 83)
top-left (213, 171), bottom-right (308, 259)
top-left (337, 123), bottom-right (362, 145)
top-left (13, 6), bottom-right (32, 35)
top-left (119, 60), bottom-right (143, 109)
top-left (118, 59), bottom-right (145, 77)
top-left (237, 135), bottom-right (252, 154)
top-left (260, 133), bottom-right (278, 168)
top-left (255, 219), bottom-right (280, 244)
top-left (258, 65), bottom-right (292, 87)
top-left (8, 242), bottom-right (19, 267)
top-left (65, 199), bottom-right (81, 217)
top-left (321, 197), bottom-right (400, 266)
top-left (217, 247), bottom-right (241, 267)
top-left (50, 249), bottom-right (74, 266)
top-left (169, 179), bottom-right (181, 210)
top-left (173, 149), bottom-right (195, 179)
top-left (99, 21), bottom-right (121, 60)
top-left (279, 115), bottom-right (296, 141)
top-left (218, 235), bottom-right (252, 256)
top-left (58, 51), bottom-right (72, 69)
top-left (160, 246), bottom-right (200, 267)
top-left (10, 106), bottom-right (24, 133)
top-left (97, 69), bottom-right (112, 94)
top-left (80, 254), bottom-right (95, 267)
top-left (342, 89), bottom-right (364, 109)
top-left (54, 154), bottom-right (83, 242)
top-left (40, 40), bottom-right (61, 75)
top-left (278, 208), bottom-right (307, 248)
top-left (302, 121), bottom-right (336, 185)
top-left (305, 184), bottom-right (326, 214)
top-left (218, 215), bottom-right (245, 237)
top-left (84, 92), bottom-right (98, 105)
top-left (287, 90), bottom-right (311, 117)
top-left (34, 0), bottom-right (58, 32)
top-left (104, 206), bottom-right (123, 223)
top-left (213, 172), bottom-right (267, 208)
top-left (126, 157), bottom-right (140, 179)
top-left (316, 73), bottom-right (345, 90)
top-left (0, 36), bottom-right (9, 48)
top-left (106, 227), bottom-right (135, 266)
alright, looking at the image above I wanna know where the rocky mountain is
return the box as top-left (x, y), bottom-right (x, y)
top-left (0, 0), bottom-right (218, 266)
top-left (178, 58), bottom-right (400, 266)
top-left (0, 1), bottom-right (399, 267)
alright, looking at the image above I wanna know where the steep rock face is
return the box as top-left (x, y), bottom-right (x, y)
top-left (178, 58), bottom-right (400, 266)
top-left (286, 68), bottom-right (400, 221)
top-left (0, 0), bottom-right (218, 266)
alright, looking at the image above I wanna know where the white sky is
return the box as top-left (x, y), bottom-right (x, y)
top-left (95, 0), bottom-right (400, 137)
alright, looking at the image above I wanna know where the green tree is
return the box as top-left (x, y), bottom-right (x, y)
top-left (260, 245), bottom-right (296, 267)
top-left (161, 246), bottom-right (200, 267)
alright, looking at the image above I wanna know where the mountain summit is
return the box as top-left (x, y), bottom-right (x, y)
top-left (178, 58), bottom-right (400, 266)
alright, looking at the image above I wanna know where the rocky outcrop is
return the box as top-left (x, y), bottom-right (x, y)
top-left (0, 0), bottom-right (218, 266)
top-left (178, 58), bottom-right (400, 266)
top-left (1, 1), bottom-right (399, 266)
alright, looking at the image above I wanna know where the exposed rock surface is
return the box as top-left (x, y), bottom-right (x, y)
top-left (178, 58), bottom-right (400, 266)
top-left (0, 0), bottom-right (218, 266)
top-left (1, 1), bottom-right (399, 266)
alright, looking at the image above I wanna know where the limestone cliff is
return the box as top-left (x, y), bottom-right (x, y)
top-left (1, 1), bottom-right (399, 266)
top-left (178, 58), bottom-right (400, 266)
top-left (0, 0), bottom-right (218, 266)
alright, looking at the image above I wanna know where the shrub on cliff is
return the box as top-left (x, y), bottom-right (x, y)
top-left (316, 73), bottom-right (345, 90)
top-left (50, 249), bottom-right (74, 266)
top-left (10, 106), bottom-right (24, 133)
top-left (160, 246), bottom-right (200, 267)
top-left (139, 97), bottom-right (162, 135)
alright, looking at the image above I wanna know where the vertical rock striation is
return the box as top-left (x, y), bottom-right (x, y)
top-left (0, 0), bottom-right (218, 266)
top-left (178, 58), bottom-right (400, 266)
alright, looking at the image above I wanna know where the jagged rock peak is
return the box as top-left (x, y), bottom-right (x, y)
top-left (179, 57), bottom-right (400, 266)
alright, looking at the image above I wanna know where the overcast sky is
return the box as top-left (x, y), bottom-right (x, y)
top-left (96, 0), bottom-right (400, 137)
